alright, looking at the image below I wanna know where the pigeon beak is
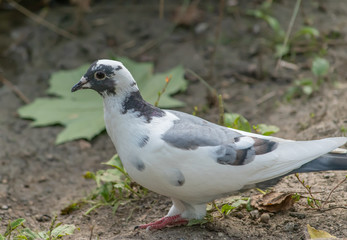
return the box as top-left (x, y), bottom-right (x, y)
top-left (71, 76), bottom-right (90, 92)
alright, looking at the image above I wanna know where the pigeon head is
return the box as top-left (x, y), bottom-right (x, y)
top-left (71, 59), bottom-right (138, 96)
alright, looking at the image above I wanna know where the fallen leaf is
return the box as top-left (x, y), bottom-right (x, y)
top-left (306, 224), bottom-right (336, 239)
top-left (251, 192), bottom-right (296, 212)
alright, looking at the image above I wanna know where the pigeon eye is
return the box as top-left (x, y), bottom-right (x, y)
top-left (95, 71), bottom-right (106, 80)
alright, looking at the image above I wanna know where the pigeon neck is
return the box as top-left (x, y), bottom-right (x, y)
top-left (120, 90), bottom-right (166, 123)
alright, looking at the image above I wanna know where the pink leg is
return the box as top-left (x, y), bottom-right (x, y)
top-left (135, 215), bottom-right (188, 230)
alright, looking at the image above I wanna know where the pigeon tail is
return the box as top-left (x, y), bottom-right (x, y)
top-left (292, 152), bottom-right (347, 173)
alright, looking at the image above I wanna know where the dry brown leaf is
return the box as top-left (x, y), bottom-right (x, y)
top-left (251, 192), bottom-right (296, 212)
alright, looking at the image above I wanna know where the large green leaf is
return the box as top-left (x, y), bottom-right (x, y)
top-left (18, 57), bottom-right (187, 144)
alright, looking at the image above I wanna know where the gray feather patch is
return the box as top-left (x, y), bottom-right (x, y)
top-left (138, 135), bottom-right (149, 148)
top-left (162, 110), bottom-right (241, 150)
top-left (216, 145), bottom-right (255, 165)
top-left (132, 157), bottom-right (145, 171)
top-left (167, 168), bottom-right (185, 187)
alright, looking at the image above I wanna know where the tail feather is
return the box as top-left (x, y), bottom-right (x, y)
top-left (291, 152), bottom-right (347, 173)
top-left (254, 152), bottom-right (347, 190)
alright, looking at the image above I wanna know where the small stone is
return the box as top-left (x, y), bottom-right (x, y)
top-left (1, 205), bottom-right (9, 210)
top-left (260, 213), bottom-right (270, 223)
top-left (249, 210), bottom-right (259, 220)
top-left (234, 211), bottom-right (244, 219)
top-left (36, 214), bottom-right (51, 222)
top-left (217, 232), bottom-right (224, 237)
top-left (289, 212), bottom-right (306, 219)
top-left (283, 222), bottom-right (298, 232)
top-left (79, 140), bottom-right (91, 150)
top-left (194, 22), bottom-right (209, 34)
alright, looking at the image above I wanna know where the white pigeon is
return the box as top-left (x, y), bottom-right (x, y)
top-left (71, 59), bottom-right (347, 230)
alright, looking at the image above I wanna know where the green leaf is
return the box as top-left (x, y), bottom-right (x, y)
top-left (312, 57), bottom-right (330, 77)
top-left (18, 64), bottom-right (104, 144)
top-left (0, 234), bottom-right (4, 240)
top-left (12, 235), bottom-right (28, 240)
top-left (37, 231), bottom-right (49, 239)
top-left (302, 85), bottom-right (313, 96)
top-left (247, 10), bottom-right (284, 39)
top-left (221, 204), bottom-right (235, 215)
top-left (20, 228), bottom-right (40, 240)
top-left (18, 57), bottom-right (187, 144)
top-left (50, 224), bottom-right (77, 238)
top-left (295, 26), bottom-right (319, 39)
top-left (221, 199), bottom-right (248, 215)
top-left (99, 169), bottom-right (122, 183)
top-left (187, 218), bottom-right (210, 226)
top-left (99, 182), bottom-right (114, 202)
top-left (253, 124), bottom-right (279, 136)
top-left (5, 218), bottom-right (26, 236)
top-left (275, 44), bottom-right (289, 58)
top-left (224, 113), bottom-right (251, 132)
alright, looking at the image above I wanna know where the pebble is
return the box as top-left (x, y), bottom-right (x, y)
top-left (36, 214), bottom-right (51, 222)
top-left (233, 211), bottom-right (244, 219)
top-left (289, 212), bottom-right (306, 219)
top-left (260, 213), bottom-right (270, 223)
top-left (283, 222), bottom-right (298, 232)
top-left (1, 205), bottom-right (9, 210)
top-left (249, 210), bottom-right (259, 220)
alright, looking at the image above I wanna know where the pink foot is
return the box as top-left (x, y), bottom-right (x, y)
top-left (135, 215), bottom-right (188, 230)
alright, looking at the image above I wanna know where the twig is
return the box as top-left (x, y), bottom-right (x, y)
top-left (275, 0), bottom-right (302, 73)
top-left (255, 91), bottom-right (277, 105)
top-left (209, 0), bottom-right (225, 82)
top-left (321, 176), bottom-right (347, 209)
top-left (6, 0), bottom-right (76, 40)
top-left (154, 75), bottom-right (171, 107)
top-left (185, 69), bottom-right (216, 94)
top-left (48, 215), bottom-right (57, 240)
top-left (218, 94), bottom-right (224, 126)
top-left (159, 0), bottom-right (164, 19)
top-left (0, 75), bottom-right (30, 104)
top-left (89, 225), bottom-right (94, 240)
top-left (317, 206), bottom-right (347, 212)
top-left (295, 173), bottom-right (321, 209)
top-left (212, 201), bottom-right (223, 215)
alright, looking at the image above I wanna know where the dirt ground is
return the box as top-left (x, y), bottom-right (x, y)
top-left (0, 1), bottom-right (347, 239)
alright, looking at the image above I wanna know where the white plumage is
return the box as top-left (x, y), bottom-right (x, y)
top-left (72, 59), bottom-right (347, 230)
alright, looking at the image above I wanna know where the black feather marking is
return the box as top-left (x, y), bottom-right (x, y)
top-left (115, 65), bottom-right (123, 71)
top-left (121, 91), bottom-right (165, 123)
top-left (139, 135), bottom-right (149, 148)
top-left (84, 62), bottom-right (118, 94)
top-left (132, 157), bottom-right (145, 171)
top-left (252, 138), bottom-right (278, 155)
top-left (168, 169), bottom-right (185, 187)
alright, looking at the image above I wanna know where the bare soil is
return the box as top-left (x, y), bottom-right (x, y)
top-left (0, 1), bottom-right (346, 239)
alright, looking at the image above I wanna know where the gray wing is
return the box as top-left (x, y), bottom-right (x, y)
top-left (162, 110), bottom-right (278, 166)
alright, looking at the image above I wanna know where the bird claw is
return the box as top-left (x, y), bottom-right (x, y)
top-left (135, 215), bottom-right (188, 230)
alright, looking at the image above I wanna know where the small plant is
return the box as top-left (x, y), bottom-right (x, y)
top-left (82, 154), bottom-right (147, 215)
top-left (284, 57), bottom-right (330, 101)
top-left (220, 198), bottom-right (250, 216)
top-left (295, 173), bottom-right (347, 209)
top-left (0, 216), bottom-right (77, 240)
